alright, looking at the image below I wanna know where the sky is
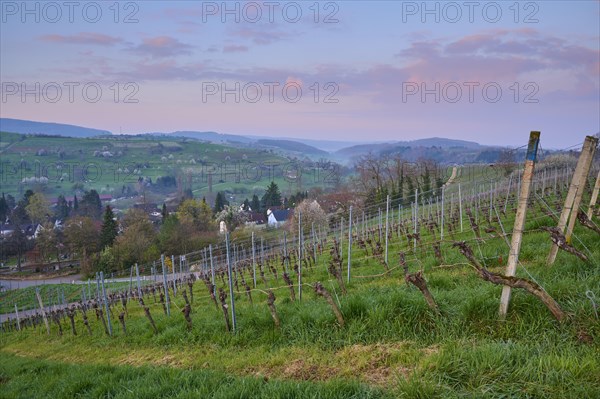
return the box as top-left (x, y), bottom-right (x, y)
top-left (1, 0), bottom-right (599, 148)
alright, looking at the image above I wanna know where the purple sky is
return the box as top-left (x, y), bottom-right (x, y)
top-left (1, 1), bottom-right (599, 148)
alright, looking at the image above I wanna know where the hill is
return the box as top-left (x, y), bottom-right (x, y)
top-left (0, 118), bottom-right (111, 138)
top-left (256, 139), bottom-right (329, 157)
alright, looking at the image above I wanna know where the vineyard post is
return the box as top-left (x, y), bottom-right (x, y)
top-left (553, 167), bottom-right (558, 195)
top-left (398, 204), bottom-right (402, 237)
top-left (87, 279), bottom-right (91, 300)
top-left (161, 254), bottom-right (171, 316)
top-left (171, 255), bottom-right (177, 295)
top-left (385, 195), bottom-right (390, 264)
top-left (489, 183), bottom-right (493, 224)
top-left (499, 131), bottom-right (540, 319)
top-left (312, 222), bottom-right (317, 264)
top-left (362, 211), bottom-right (366, 240)
top-left (251, 233), bottom-right (256, 287)
top-left (298, 211), bottom-right (303, 301)
top-left (95, 273), bottom-right (100, 301)
top-left (414, 189), bottom-right (419, 250)
top-left (35, 288), bottom-right (50, 335)
top-left (179, 255), bottom-right (183, 276)
top-left (152, 261), bottom-right (156, 282)
top-left (283, 231), bottom-right (289, 273)
top-left (504, 173), bottom-right (512, 214)
top-left (459, 184), bottom-right (463, 232)
top-left (547, 135), bottom-right (598, 265)
top-left (225, 233), bottom-right (237, 333)
top-left (100, 271), bottom-right (113, 336)
top-left (340, 217), bottom-right (344, 263)
top-left (564, 138), bottom-right (598, 244)
top-left (128, 266), bottom-right (133, 293)
top-left (14, 303), bottom-right (20, 331)
top-left (588, 169), bottom-right (600, 218)
top-left (209, 244), bottom-right (216, 296)
top-left (135, 263), bottom-right (141, 299)
top-left (441, 188), bottom-right (445, 240)
top-left (348, 205), bottom-right (353, 283)
top-left (377, 209), bottom-right (381, 242)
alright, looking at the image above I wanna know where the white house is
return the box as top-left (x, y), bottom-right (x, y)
top-left (266, 209), bottom-right (291, 227)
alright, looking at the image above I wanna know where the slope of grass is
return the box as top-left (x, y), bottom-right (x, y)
top-left (1, 192), bottom-right (599, 398)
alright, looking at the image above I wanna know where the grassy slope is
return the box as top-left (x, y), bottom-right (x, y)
top-left (0, 133), bottom-right (326, 202)
top-left (1, 193), bottom-right (599, 398)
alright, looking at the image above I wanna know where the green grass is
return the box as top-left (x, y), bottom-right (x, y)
top-left (1, 191), bottom-right (599, 397)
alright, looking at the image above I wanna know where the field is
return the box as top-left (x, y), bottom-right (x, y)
top-left (1, 171), bottom-right (599, 398)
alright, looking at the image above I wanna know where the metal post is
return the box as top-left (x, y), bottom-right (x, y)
top-left (225, 233), bottom-right (237, 332)
top-left (384, 195), bottom-right (390, 264)
top-left (161, 254), bottom-right (170, 316)
top-left (251, 233), bottom-right (256, 287)
top-left (100, 271), bottom-right (112, 336)
top-left (135, 263), bottom-right (141, 299)
top-left (347, 206), bottom-right (353, 283)
top-left (298, 211), bottom-right (302, 301)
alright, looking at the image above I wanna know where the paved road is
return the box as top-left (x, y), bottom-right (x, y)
top-left (0, 274), bottom-right (85, 290)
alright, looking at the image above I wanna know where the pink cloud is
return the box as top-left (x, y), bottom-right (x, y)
top-left (130, 36), bottom-right (193, 58)
top-left (223, 45), bottom-right (249, 53)
top-left (39, 32), bottom-right (123, 46)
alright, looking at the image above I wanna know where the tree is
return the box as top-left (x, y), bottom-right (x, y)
top-left (158, 214), bottom-right (198, 255)
top-left (261, 181), bottom-right (282, 209)
top-left (0, 193), bottom-right (8, 222)
top-left (250, 194), bottom-right (261, 212)
top-left (73, 194), bottom-right (79, 213)
top-left (113, 210), bottom-right (158, 271)
top-left (79, 190), bottom-right (102, 219)
top-left (55, 195), bottom-right (70, 220)
top-left (25, 192), bottom-right (50, 224)
top-left (161, 203), bottom-right (168, 221)
top-left (100, 205), bottom-right (118, 249)
top-left (214, 192), bottom-right (229, 213)
top-left (35, 222), bottom-right (58, 263)
top-left (215, 205), bottom-right (249, 232)
top-left (7, 225), bottom-right (29, 272)
top-left (64, 216), bottom-right (99, 276)
top-left (290, 199), bottom-right (327, 233)
top-left (497, 149), bottom-right (517, 176)
top-left (178, 199), bottom-right (215, 231)
top-left (421, 166), bottom-right (432, 200)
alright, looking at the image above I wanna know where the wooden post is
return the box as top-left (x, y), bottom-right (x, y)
top-left (347, 205), bottom-right (353, 283)
top-left (588, 169), bottom-right (600, 218)
top-left (283, 231), bottom-right (289, 274)
top-left (225, 233), bottom-right (237, 332)
top-left (499, 131), bottom-right (540, 319)
top-left (547, 135), bottom-right (598, 265)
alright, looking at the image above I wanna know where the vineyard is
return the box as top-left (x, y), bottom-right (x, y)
top-left (1, 133), bottom-right (599, 398)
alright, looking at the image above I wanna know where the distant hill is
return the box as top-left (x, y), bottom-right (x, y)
top-left (256, 139), bottom-right (328, 157)
top-left (147, 131), bottom-right (254, 144)
top-left (0, 118), bottom-right (111, 137)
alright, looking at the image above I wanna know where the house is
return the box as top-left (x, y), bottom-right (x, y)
top-left (246, 212), bottom-right (266, 226)
top-left (266, 208), bottom-right (291, 227)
